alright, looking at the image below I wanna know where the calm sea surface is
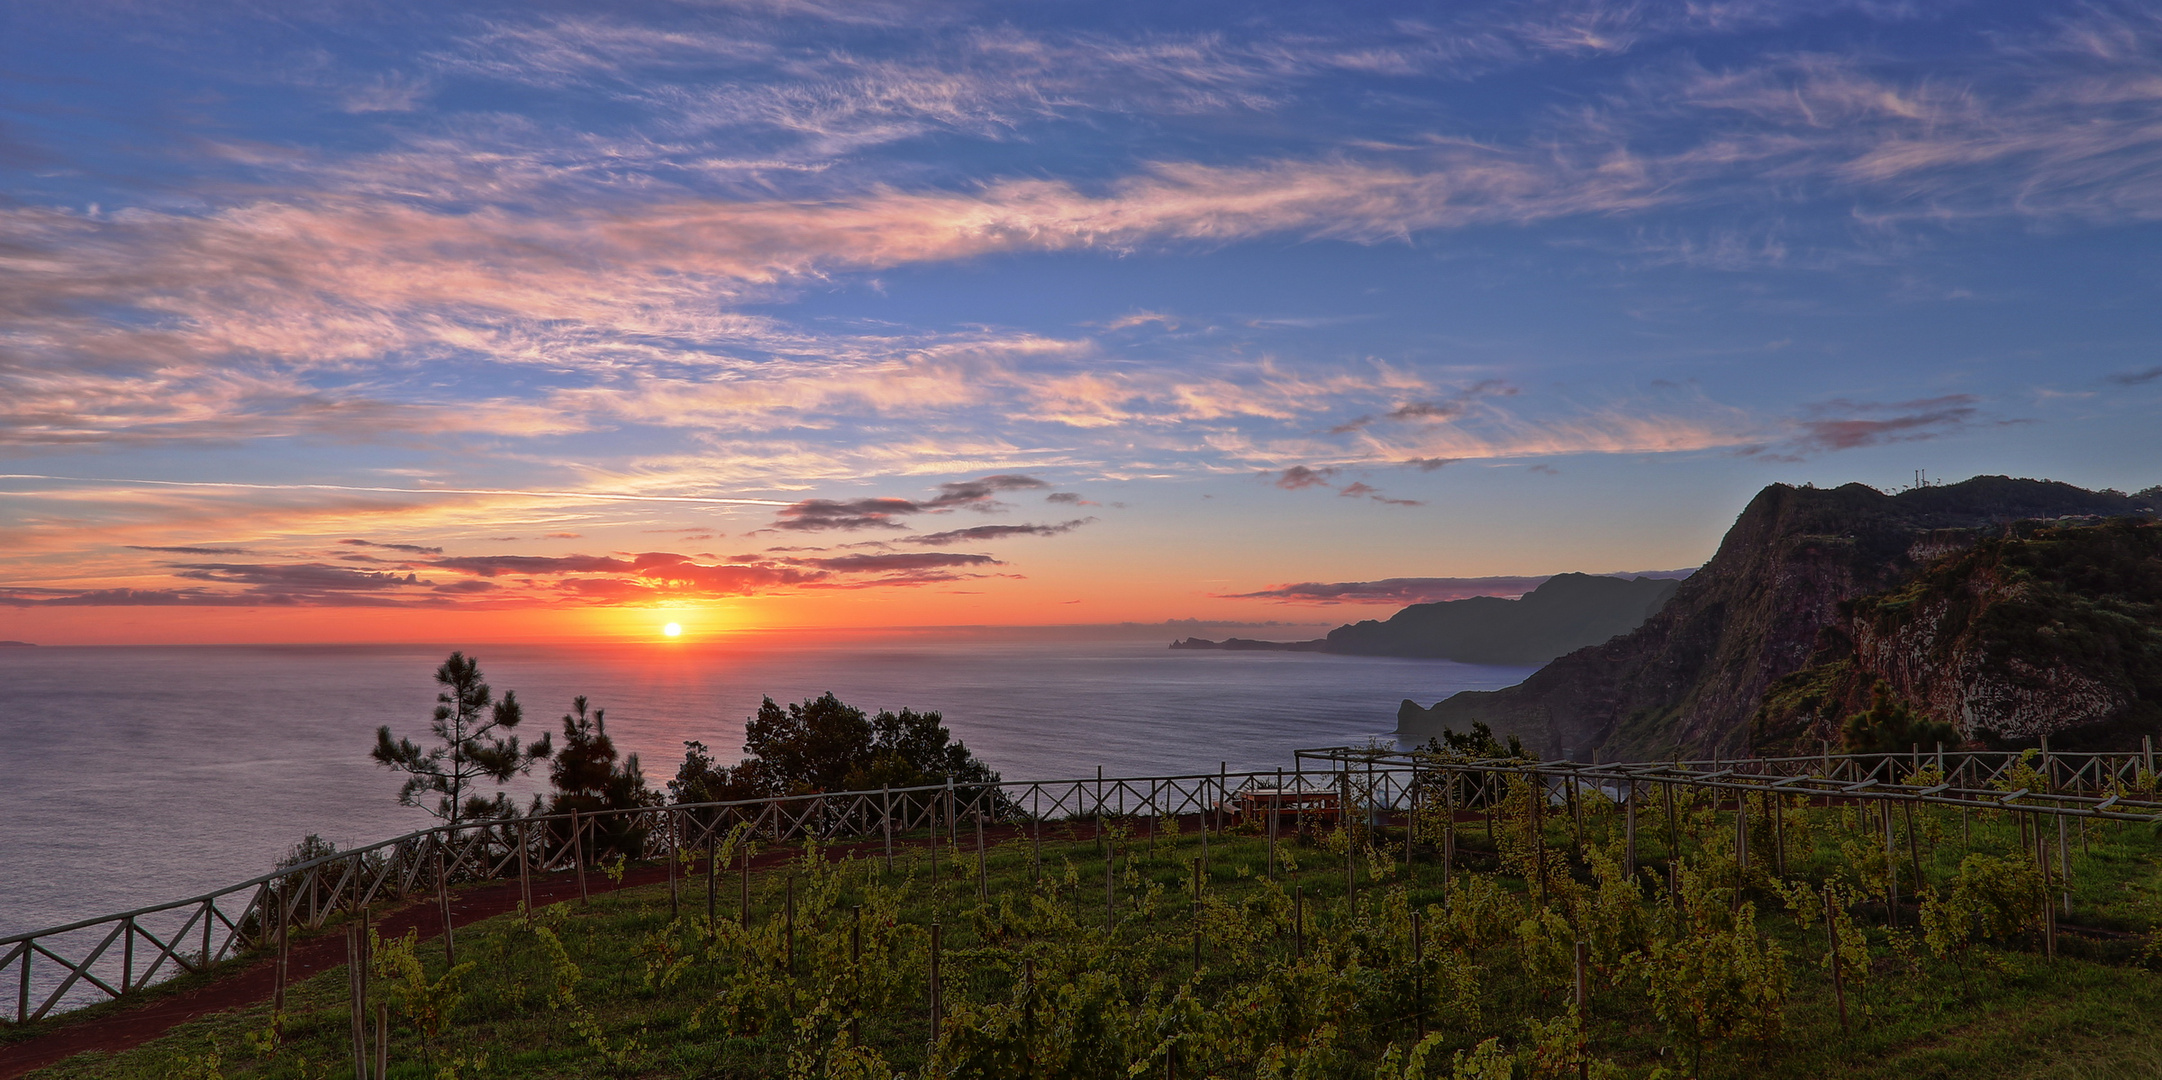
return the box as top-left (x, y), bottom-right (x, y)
top-left (0, 636), bottom-right (1532, 936)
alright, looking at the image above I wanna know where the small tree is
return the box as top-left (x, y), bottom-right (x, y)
top-left (372, 652), bottom-right (551, 823)
top-left (1842, 682), bottom-right (1958, 754)
top-left (545, 696), bottom-right (658, 858)
top-left (667, 691), bottom-right (1002, 803)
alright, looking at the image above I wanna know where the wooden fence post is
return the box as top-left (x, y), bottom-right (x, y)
top-left (1443, 771), bottom-right (1456, 898)
top-left (704, 832), bottom-right (717, 929)
top-left (1568, 773), bottom-right (1584, 861)
top-left (1623, 781), bottom-right (1637, 878)
top-left (1411, 908), bottom-right (1425, 1035)
top-left (667, 809), bottom-right (679, 921)
top-left (1106, 845), bottom-right (1116, 931)
top-left (1882, 801), bottom-right (1899, 925)
top-left (883, 785), bottom-right (894, 873)
top-left (2058, 814), bottom-right (2072, 917)
top-left (1269, 768), bottom-right (1282, 878)
top-left (1772, 790), bottom-right (1786, 877)
top-left (1532, 771), bottom-right (1549, 907)
top-left (1295, 758), bottom-right (1306, 838)
top-left (517, 820), bottom-right (532, 914)
top-left (1342, 769), bottom-right (1356, 901)
top-left (1903, 800), bottom-right (1925, 899)
top-left (572, 810), bottom-right (588, 905)
top-left (1824, 884), bottom-right (1847, 1032)
top-left (1573, 939), bottom-right (1589, 1012)
top-left (1293, 885), bottom-right (1304, 960)
top-left (434, 842), bottom-right (455, 966)
top-left (1192, 857), bottom-right (1204, 970)
top-left (1735, 793), bottom-right (1749, 873)
top-left (2037, 823), bottom-right (2056, 959)
top-left (928, 922), bottom-right (943, 1042)
top-left (1405, 781), bottom-right (1417, 868)
top-left (274, 902), bottom-right (289, 1025)
top-left (850, 905), bottom-right (863, 1046)
top-left (346, 924), bottom-right (367, 1080)
top-left (1663, 778), bottom-right (1679, 861)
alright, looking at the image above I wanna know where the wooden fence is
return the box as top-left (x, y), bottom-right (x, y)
top-left (7, 742), bottom-right (2159, 1024)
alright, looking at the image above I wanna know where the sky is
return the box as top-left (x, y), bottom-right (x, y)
top-left (3, 0), bottom-right (2161, 645)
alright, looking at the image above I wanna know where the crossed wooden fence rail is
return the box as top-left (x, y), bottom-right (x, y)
top-left (1295, 740), bottom-right (2162, 823)
top-left (9, 744), bottom-right (2160, 1024)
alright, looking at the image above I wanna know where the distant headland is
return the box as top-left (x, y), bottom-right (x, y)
top-left (1171, 636), bottom-right (1328, 652)
top-left (1173, 571), bottom-right (1685, 666)
top-left (0, 640), bottom-right (35, 647)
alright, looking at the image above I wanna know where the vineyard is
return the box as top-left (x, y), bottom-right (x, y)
top-left (19, 751), bottom-right (2162, 1080)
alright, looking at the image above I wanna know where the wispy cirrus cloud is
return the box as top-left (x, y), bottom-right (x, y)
top-left (1328, 380), bottom-right (1519, 434)
top-left (0, 543), bottom-right (1010, 608)
top-left (1270, 465), bottom-right (1338, 490)
top-left (770, 474), bottom-right (1047, 530)
top-left (12, 4), bottom-right (2160, 461)
top-left (1738, 395), bottom-right (1993, 460)
top-left (340, 538), bottom-right (445, 555)
top-left (902, 519), bottom-right (1094, 544)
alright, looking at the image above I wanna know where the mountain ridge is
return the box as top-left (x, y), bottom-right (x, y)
top-left (1173, 572), bottom-right (1683, 666)
top-left (1397, 476), bottom-right (2158, 758)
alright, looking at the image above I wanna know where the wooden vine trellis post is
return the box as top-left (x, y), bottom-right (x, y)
top-left (666, 808), bottom-right (678, 920)
top-left (927, 921), bottom-right (942, 1046)
top-left (1823, 883), bottom-right (1847, 1033)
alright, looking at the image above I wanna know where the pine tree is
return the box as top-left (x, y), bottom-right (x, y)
top-left (372, 652), bottom-right (552, 823)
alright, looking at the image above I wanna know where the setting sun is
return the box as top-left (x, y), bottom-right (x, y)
top-left (662, 622), bottom-right (682, 638)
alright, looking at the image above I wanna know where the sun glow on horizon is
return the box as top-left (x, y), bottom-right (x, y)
top-left (662, 622), bottom-right (682, 638)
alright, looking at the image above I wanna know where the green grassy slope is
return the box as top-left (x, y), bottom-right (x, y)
top-left (25, 792), bottom-right (2162, 1080)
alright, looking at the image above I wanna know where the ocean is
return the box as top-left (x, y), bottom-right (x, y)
top-left (0, 635), bottom-right (1533, 936)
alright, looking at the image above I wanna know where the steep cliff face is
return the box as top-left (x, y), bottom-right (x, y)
top-left (1397, 477), bottom-right (2151, 758)
top-left (1755, 517), bottom-right (2162, 751)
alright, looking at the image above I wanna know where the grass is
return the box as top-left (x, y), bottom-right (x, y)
top-left (20, 789), bottom-right (2162, 1080)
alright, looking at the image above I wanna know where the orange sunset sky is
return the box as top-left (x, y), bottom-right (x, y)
top-left (6, 0), bottom-right (2161, 644)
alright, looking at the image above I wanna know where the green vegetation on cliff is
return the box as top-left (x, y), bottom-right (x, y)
top-left (1756, 517), bottom-right (2162, 754)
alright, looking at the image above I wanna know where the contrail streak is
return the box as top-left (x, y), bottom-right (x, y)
top-left (0, 475), bottom-right (795, 506)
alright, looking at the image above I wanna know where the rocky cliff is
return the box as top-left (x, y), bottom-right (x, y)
top-left (1754, 516), bottom-right (2162, 752)
top-left (1397, 477), bottom-right (2154, 759)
